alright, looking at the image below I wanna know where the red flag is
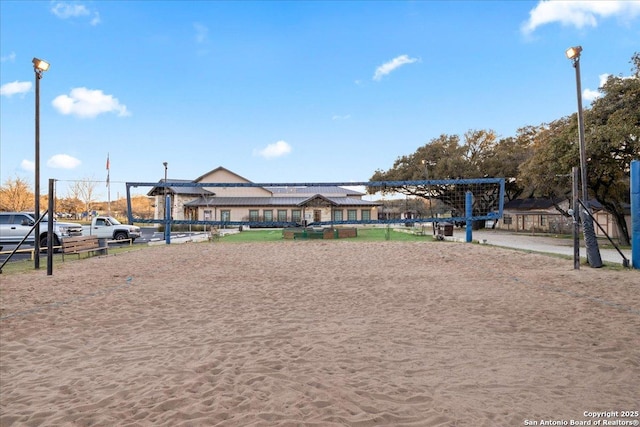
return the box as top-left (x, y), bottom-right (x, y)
top-left (106, 154), bottom-right (110, 170)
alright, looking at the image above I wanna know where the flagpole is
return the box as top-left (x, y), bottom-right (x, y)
top-left (107, 153), bottom-right (111, 216)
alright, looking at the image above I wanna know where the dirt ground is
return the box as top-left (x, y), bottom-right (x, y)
top-left (1, 240), bottom-right (639, 426)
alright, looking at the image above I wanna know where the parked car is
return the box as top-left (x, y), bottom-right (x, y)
top-left (0, 212), bottom-right (83, 248)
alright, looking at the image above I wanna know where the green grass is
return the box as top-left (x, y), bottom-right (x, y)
top-left (220, 227), bottom-right (435, 243)
top-left (0, 244), bottom-right (143, 275)
top-left (219, 229), bottom-right (287, 243)
top-left (0, 258), bottom-right (36, 275)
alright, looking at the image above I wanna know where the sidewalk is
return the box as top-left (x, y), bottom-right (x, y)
top-left (453, 229), bottom-right (632, 266)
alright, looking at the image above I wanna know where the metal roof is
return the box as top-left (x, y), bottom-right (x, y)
top-left (148, 181), bottom-right (363, 198)
top-left (266, 186), bottom-right (365, 197)
top-left (147, 179), bottom-right (214, 197)
top-left (184, 195), bottom-right (380, 207)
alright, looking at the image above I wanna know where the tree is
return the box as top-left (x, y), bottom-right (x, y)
top-left (484, 126), bottom-right (537, 201)
top-left (583, 52), bottom-right (639, 245)
top-left (106, 195), bottom-right (153, 219)
top-left (68, 177), bottom-right (101, 216)
top-left (0, 176), bottom-right (33, 211)
top-left (57, 196), bottom-right (84, 217)
top-left (518, 53), bottom-right (639, 245)
top-left (517, 116), bottom-right (577, 205)
top-left (129, 195), bottom-right (155, 219)
top-left (369, 53), bottom-right (637, 241)
top-left (369, 130), bottom-right (516, 226)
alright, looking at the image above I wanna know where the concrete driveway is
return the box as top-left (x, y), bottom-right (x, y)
top-left (457, 229), bottom-right (631, 266)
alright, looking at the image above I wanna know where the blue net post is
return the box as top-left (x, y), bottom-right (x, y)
top-left (165, 195), bottom-right (171, 244)
top-left (465, 191), bottom-right (472, 243)
top-left (631, 160), bottom-right (639, 269)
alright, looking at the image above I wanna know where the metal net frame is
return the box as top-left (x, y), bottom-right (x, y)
top-left (124, 178), bottom-right (505, 228)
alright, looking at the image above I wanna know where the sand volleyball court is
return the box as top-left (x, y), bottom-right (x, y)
top-left (1, 240), bottom-right (639, 426)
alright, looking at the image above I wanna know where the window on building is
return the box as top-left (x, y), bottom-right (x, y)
top-left (347, 209), bottom-right (357, 221)
top-left (277, 210), bottom-right (287, 222)
top-left (204, 210), bottom-right (212, 221)
top-left (263, 210), bottom-right (273, 222)
top-left (292, 210), bottom-right (301, 223)
top-left (333, 210), bottom-right (343, 221)
top-left (503, 215), bottom-right (512, 225)
top-left (249, 210), bottom-right (259, 222)
top-left (540, 215), bottom-right (547, 226)
top-left (221, 210), bottom-right (231, 222)
top-left (361, 209), bottom-right (371, 221)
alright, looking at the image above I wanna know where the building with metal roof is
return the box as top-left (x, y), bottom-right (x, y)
top-left (148, 167), bottom-right (380, 226)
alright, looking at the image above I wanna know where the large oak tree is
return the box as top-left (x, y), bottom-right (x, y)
top-left (369, 129), bottom-right (532, 226)
top-left (585, 54), bottom-right (639, 245)
top-left (519, 54), bottom-right (639, 245)
top-left (370, 53), bottom-right (637, 243)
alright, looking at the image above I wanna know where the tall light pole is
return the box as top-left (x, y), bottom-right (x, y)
top-left (565, 46), bottom-right (588, 205)
top-left (163, 161), bottom-right (168, 219)
top-left (421, 159), bottom-right (429, 180)
top-left (163, 162), bottom-right (170, 242)
top-left (566, 46), bottom-right (602, 268)
top-left (33, 57), bottom-right (50, 270)
top-left (163, 162), bottom-right (168, 197)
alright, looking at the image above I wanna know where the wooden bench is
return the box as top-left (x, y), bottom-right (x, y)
top-left (62, 235), bottom-right (108, 260)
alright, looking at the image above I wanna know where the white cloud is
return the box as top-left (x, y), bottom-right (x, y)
top-left (332, 114), bottom-right (351, 121)
top-left (597, 73), bottom-right (611, 87)
top-left (1, 52), bottom-right (16, 62)
top-left (21, 160), bottom-right (34, 173)
top-left (51, 2), bottom-right (100, 26)
top-left (90, 12), bottom-right (101, 26)
top-left (0, 81), bottom-right (32, 97)
top-left (194, 22), bottom-right (209, 43)
top-left (253, 140), bottom-right (292, 159)
top-left (522, 0), bottom-right (640, 34)
top-left (193, 23), bottom-right (210, 55)
top-left (51, 2), bottom-right (89, 18)
top-left (47, 154), bottom-right (82, 169)
top-left (373, 55), bottom-right (418, 81)
top-left (583, 88), bottom-right (601, 101)
top-left (583, 74), bottom-right (612, 101)
top-left (52, 87), bottom-right (130, 118)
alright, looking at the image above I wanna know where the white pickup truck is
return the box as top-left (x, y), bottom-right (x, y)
top-left (84, 216), bottom-right (141, 242)
top-left (0, 212), bottom-right (83, 248)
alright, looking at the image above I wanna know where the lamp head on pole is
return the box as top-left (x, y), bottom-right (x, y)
top-left (163, 162), bottom-right (168, 191)
top-left (32, 57), bottom-right (50, 78)
top-left (565, 46), bottom-right (582, 64)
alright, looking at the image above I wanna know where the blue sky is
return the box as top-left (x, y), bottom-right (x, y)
top-left (1, 1), bottom-right (639, 200)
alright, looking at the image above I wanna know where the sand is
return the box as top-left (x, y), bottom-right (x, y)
top-left (1, 240), bottom-right (639, 426)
